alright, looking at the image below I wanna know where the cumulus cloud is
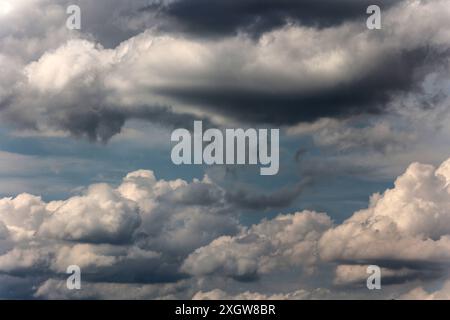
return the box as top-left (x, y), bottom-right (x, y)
top-left (192, 288), bottom-right (328, 300)
top-left (0, 169), bottom-right (239, 285)
top-left (3, 157), bottom-right (450, 298)
top-left (34, 278), bottom-right (191, 299)
top-left (2, 0), bottom-right (450, 299)
top-left (39, 184), bottom-right (141, 244)
top-left (0, 193), bottom-right (48, 242)
top-left (187, 156), bottom-right (450, 298)
top-left (319, 157), bottom-right (450, 280)
top-left (182, 211), bottom-right (332, 280)
top-left (142, 0), bottom-right (400, 38)
top-left (1, 0), bottom-right (449, 140)
top-left (400, 280), bottom-right (450, 300)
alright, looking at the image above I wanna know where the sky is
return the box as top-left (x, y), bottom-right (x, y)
top-left (1, 0), bottom-right (450, 299)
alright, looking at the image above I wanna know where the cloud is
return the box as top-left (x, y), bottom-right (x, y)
top-left (0, 220), bottom-right (8, 239)
top-left (143, 0), bottom-right (400, 38)
top-left (285, 67), bottom-right (450, 181)
top-left (2, 1), bottom-right (450, 298)
top-left (224, 181), bottom-right (309, 211)
top-left (288, 118), bottom-right (416, 154)
top-left (39, 184), bottom-right (141, 244)
top-left (0, 169), bottom-right (240, 285)
top-left (1, 0), bottom-right (449, 140)
top-left (192, 288), bottom-right (328, 300)
top-left (4, 157), bottom-right (450, 298)
top-left (184, 156), bottom-right (450, 296)
top-left (181, 211), bottom-right (332, 280)
top-left (333, 264), bottom-right (430, 287)
top-left (400, 280), bottom-right (450, 300)
top-left (34, 278), bottom-right (191, 299)
top-left (319, 157), bottom-right (450, 280)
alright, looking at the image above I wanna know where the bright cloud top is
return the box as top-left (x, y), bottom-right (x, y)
top-left (1, 156), bottom-right (450, 298)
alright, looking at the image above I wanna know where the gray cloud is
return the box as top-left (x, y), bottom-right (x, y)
top-left (1, 0), bottom-right (449, 140)
top-left (192, 288), bottom-right (329, 300)
top-left (2, 0), bottom-right (450, 300)
top-left (34, 278), bottom-right (192, 299)
top-left (400, 280), bottom-right (450, 300)
top-left (333, 264), bottom-right (441, 287)
top-left (319, 158), bottom-right (450, 281)
top-left (143, 0), bottom-right (400, 38)
top-left (157, 46), bottom-right (440, 125)
top-left (225, 180), bottom-right (310, 211)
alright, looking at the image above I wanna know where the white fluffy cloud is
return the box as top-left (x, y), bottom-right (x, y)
top-left (0, 193), bottom-right (47, 241)
top-left (182, 211), bottom-right (332, 279)
top-left (320, 158), bottom-right (450, 269)
top-left (0, 169), bottom-right (239, 283)
top-left (186, 156), bottom-right (450, 299)
top-left (40, 184), bottom-right (141, 243)
top-left (3, 157), bottom-right (450, 298)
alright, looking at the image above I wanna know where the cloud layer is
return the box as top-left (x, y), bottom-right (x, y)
top-left (1, 0), bottom-right (450, 140)
top-left (1, 0), bottom-right (450, 300)
top-left (1, 156), bottom-right (450, 298)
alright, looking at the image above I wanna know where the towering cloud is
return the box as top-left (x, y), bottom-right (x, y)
top-left (320, 158), bottom-right (450, 269)
top-left (0, 170), bottom-right (239, 293)
top-left (2, 157), bottom-right (450, 298)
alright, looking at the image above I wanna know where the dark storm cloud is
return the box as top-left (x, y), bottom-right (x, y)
top-left (3, 0), bottom-right (449, 140)
top-left (144, 0), bottom-right (400, 38)
top-left (155, 47), bottom-right (438, 125)
top-left (10, 104), bottom-right (213, 143)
